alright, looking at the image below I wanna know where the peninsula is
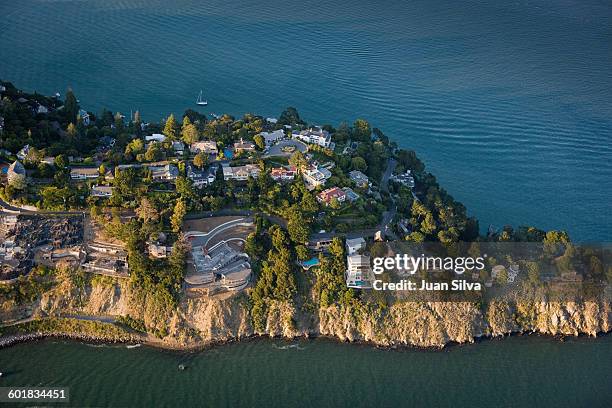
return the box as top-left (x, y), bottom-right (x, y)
top-left (0, 81), bottom-right (610, 349)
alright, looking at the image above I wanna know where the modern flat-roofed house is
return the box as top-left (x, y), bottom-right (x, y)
top-left (349, 170), bottom-right (369, 188)
top-left (91, 185), bottom-right (114, 197)
top-left (260, 129), bottom-right (285, 146)
top-left (145, 133), bottom-right (166, 143)
top-left (148, 164), bottom-right (179, 181)
top-left (70, 166), bottom-right (99, 180)
top-left (233, 138), bottom-right (256, 153)
top-left (317, 187), bottom-right (346, 205)
top-left (346, 237), bottom-right (366, 255)
top-left (270, 166), bottom-right (296, 181)
top-left (345, 254), bottom-right (373, 289)
top-left (302, 166), bottom-right (332, 190)
top-left (293, 126), bottom-right (331, 148)
top-left (222, 164), bottom-right (260, 181)
top-left (190, 140), bottom-right (218, 155)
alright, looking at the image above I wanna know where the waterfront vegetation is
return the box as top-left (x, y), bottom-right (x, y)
top-left (1, 81), bottom-right (610, 343)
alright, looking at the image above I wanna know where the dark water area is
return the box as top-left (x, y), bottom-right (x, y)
top-left (0, 336), bottom-right (611, 407)
top-left (1, 0), bottom-right (611, 240)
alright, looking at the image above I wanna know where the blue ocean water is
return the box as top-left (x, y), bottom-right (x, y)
top-left (0, 0), bottom-right (610, 240)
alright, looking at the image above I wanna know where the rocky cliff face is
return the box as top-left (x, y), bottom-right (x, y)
top-left (2, 278), bottom-right (610, 348)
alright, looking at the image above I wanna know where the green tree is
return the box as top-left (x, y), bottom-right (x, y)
top-left (253, 134), bottom-right (265, 150)
top-left (171, 200), bottom-right (187, 233)
top-left (193, 152), bottom-right (208, 169)
top-left (64, 88), bottom-right (79, 123)
top-left (353, 118), bottom-right (371, 141)
top-left (351, 156), bottom-right (367, 172)
top-left (163, 114), bottom-right (178, 140)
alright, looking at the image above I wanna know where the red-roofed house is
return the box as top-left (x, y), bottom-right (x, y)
top-left (316, 187), bottom-right (346, 205)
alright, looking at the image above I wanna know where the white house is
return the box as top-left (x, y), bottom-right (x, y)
top-left (345, 237), bottom-right (366, 255)
top-left (145, 133), bottom-right (166, 143)
top-left (260, 129), bottom-right (285, 146)
top-left (91, 185), bottom-right (114, 198)
top-left (78, 109), bottom-right (90, 126)
top-left (346, 254), bottom-right (373, 289)
top-left (293, 126), bottom-right (332, 148)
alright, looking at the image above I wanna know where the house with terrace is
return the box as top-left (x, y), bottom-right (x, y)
top-left (148, 164), bottom-right (179, 181)
top-left (234, 138), bottom-right (256, 153)
top-left (293, 126), bottom-right (332, 148)
top-left (270, 166), bottom-right (297, 181)
top-left (91, 185), bottom-right (114, 198)
top-left (302, 166), bottom-right (332, 190)
top-left (222, 164), bottom-right (260, 181)
top-left (70, 167), bottom-right (100, 180)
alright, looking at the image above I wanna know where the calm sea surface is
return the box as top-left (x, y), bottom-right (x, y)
top-left (0, 0), bottom-right (611, 240)
top-left (0, 336), bottom-right (611, 407)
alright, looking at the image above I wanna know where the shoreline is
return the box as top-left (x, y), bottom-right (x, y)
top-left (1, 323), bottom-right (609, 353)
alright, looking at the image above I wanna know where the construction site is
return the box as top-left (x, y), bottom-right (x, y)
top-left (183, 216), bottom-right (255, 297)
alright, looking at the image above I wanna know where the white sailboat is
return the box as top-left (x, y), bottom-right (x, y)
top-left (196, 90), bottom-right (208, 106)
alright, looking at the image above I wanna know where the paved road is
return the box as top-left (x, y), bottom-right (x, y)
top-left (380, 157), bottom-right (397, 193)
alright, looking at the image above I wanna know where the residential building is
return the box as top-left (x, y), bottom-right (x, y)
top-left (78, 109), bottom-right (91, 126)
top-left (234, 138), bottom-right (256, 153)
top-left (70, 167), bottom-right (99, 180)
top-left (345, 254), bottom-right (373, 289)
top-left (16, 144), bottom-right (30, 161)
top-left (260, 129), bottom-right (284, 146)
top-left (270, 166), bottom-right (297, 181)
top-left (349, 170), bottom-right (369, 188)
top-left (172, 141), bottom-right (185, 155)
top-left (302, 166), bottom-right (332, 190)
top-left (91, 185), bottom-right (114, 198)
top-left (222, 164), bottom-right (260, 181)
top-left (293, 126), bottom-right (332, 148)
top-left (148, 242), bottom-right (170, 258)
top-left (7, 161), bottom-right (26, 186)
top-left (145, 133), bottom-right (166, 143)
top-left (187, 163), bottom-right (217, 188)
top-left (36, 104), bottom-right (49, 114)
top-left (346, 237), bottom-right (366, 255)
top-left (190, 140), bottom-right (218, 155)
top-left (342, 187), bottom-right (360, 202)
top-left (266, 117), bottom-right (278, 124)
top-left (148, 164), bottom-right (179, 181)
top-left (317, 187), bottom-right (346, 205)
top-left (391, 170), bottom-right (415, 188)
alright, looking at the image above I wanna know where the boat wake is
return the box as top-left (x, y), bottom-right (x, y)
top-left (272, 343), bottom-right (305, 351)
